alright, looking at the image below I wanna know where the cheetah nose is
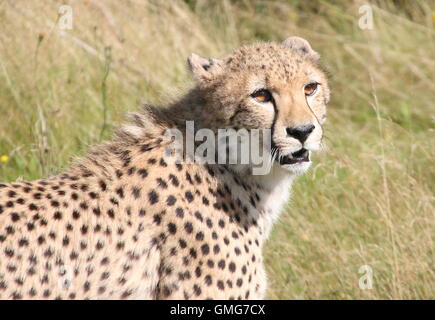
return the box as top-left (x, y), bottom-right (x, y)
top-left (286, 124), bottom-right (315, 143)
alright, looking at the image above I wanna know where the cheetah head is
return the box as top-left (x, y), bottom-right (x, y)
top-left (187, 37), bottom-right (330, 175)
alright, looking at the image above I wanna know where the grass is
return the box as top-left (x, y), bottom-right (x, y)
top-left (0, 0), bottom-right (433, 299)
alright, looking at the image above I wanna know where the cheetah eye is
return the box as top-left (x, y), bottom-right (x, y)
top-left (304, 82), bottom-right (319, 96)
top-left (251, 89), bottom-right (272, 103)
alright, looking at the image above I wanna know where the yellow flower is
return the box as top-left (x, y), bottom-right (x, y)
top-left (38, 32), bottom-right (45, 42)
top-left (301, 233), bottom-right (310, 241)
top-left (1, 155), bottom-right (9, 163)
top-left (432, 12), bottom-right (435, 21)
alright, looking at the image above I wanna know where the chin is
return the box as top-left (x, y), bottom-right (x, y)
top-left (279, 160), bottom-right (312, 175)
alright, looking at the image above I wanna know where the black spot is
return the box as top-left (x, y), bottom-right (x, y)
top-left (169, 174), bottom-right (179, 187)
top-left (37, 236), bottom-right (45, 245)
top-left (218, 219), bottom-right (225, 228)
top-left (92, 207), bottom-right (101, 216)
top-left (121, 290), bottom-right (133, 299)
top-left (207, 260), bottom-right (214, 268)
top-left (18, 238), bottom-right (29, 247)
top-left (189, 248), bottom-right (197, 259)
top-left (168, 223), bottom-right (177, 235)
top-left (148, 190), bottom-right (159, 204)
top-left (153, 214), bottom-right (161, 225)
top-left (159, 158), bottom-right (167, 167)
top-left (71, 210), bottom-right (80, 220)
top-left (132, 187), bottom-right (141, 199)
top-left (218, 260), bottom-right (226, 270)
top-left (10, 212), bottom-right (20, 222)
top-left (80, 225), bottom-right (88, 234)
top-left (176, 207), bottom-right (184, 218)
top-left (6, 226), bottom-right (15, 234)
top-left (89, 192), bottom-right (98, 199)
top-left (241, 266), bottom-right (247, 275)
top-left (193, 284), bottom-right (201, 296)
top-left (184, 222), bottom-right (193, 234)
top-left (195, 266), bottom-right (202, 278)
top-left (96, 241), bottom-right (104, 250)
top-left (229, 262), bottom-right (236, 273)
top-left (166, 195), bottom-right (176, 206)
top-left (99, 180), bottom-right (107, 191)
top-left (206, 218), bottom-right (213, 228)
top-left (53, 211), bottom-right (62, 220)
top-left (63, 236), bottom-right (70, 246)
top-left (33, 193), bottom-right (42, 200)
top-left (194, 174), bottom-right (202, 184)
top-left (235, 247), bottom-right (242, 256)
top-left (156, 178), bottom-right (168, 189)
top-left (195, 232), bottom-right (204, 241)
top-left (83, 281), bottom-right (90, 292)
top-left (51, 200), bottom-right (60, 207)
top-left (179, 239), bottom-right (187, 249)
top-left (138, 168), bottom-right (148, 178)
top-left (236, 278), bottom-right (243, 287)
top-left (201, 244), bottom-right (210, 255)
top-left (217, 280), bottom-right (225, 290)
top-left (185, 191), bottom-right (194, 203)
top-left (185, 172), bottom-right (194, 185)
top-left (4, 248), bottom-right (14, 257)
top-left (194, 211), bottom-right (203, 222)
top-left (107, 209), bottom-right (115, 218)
top-left (8, 190), bottom-right (16, 198)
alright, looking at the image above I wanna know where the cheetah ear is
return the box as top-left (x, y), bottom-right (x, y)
top-left (187, 53), bottom-right (223, 82)
top-left (282, 36), bottom-right (320, 60)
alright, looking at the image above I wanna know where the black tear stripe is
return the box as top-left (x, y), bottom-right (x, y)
top-left (270, 96), bottom-right (279, 153)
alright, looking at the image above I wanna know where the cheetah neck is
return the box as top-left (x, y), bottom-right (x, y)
top-left (224, 163), bottom-right (294, 241)
top-left (251, 165), bottom-right (294, 238)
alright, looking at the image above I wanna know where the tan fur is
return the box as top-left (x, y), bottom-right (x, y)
top-left (0, 37), bottom-right (329, 299)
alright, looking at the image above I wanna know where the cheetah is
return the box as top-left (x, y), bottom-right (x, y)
top-left (0, 37), bottom-right (330, 300)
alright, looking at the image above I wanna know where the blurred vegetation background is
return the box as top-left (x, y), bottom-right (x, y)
top-left (0, 0), bottom-right (433, 299)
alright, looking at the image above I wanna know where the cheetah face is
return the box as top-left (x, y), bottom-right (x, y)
top-left (188, 37), bottom-right (330, 175)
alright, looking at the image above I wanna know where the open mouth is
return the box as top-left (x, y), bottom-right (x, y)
top-left (277, 148), bottom-right (310, 165)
